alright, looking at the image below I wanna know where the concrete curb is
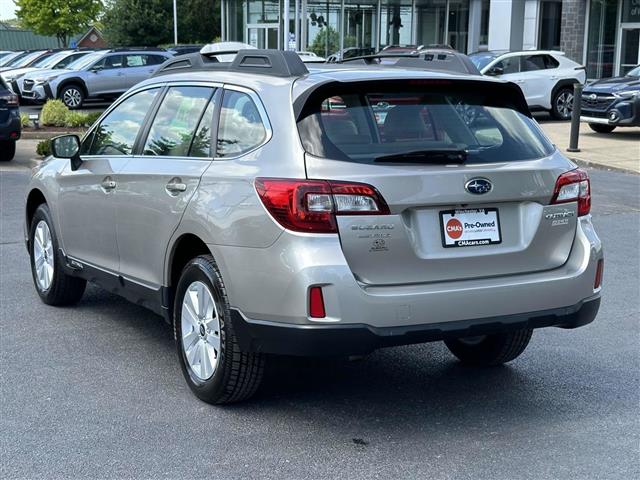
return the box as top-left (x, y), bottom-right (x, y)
top-left (572, 158), bottom-right (639, 176)
top-left (21, 130), bottom-right (86, 140)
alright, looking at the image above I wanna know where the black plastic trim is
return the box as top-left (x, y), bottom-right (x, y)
top-left (230, 297), bottom-right (601, 356)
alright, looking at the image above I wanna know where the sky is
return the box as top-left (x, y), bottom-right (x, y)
top-left (0, 0), bottom-right (17, 21)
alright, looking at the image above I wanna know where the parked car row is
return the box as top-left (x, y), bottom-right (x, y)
top-left (0, 47), bottom-right (179, 109)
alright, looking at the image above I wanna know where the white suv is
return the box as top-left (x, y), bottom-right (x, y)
top-left (469, 50), bottom-right (586, 120)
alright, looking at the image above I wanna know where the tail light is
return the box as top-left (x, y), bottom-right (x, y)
top-left (255, 178), bottom-right (390, 233)
top-left (0, 92), bottom-right (19, 107)
top-left (550, 168), bottom-right (591, 216)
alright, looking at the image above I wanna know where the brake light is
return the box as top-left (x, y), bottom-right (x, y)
top-left (0, 93), bottom-right (19, 106)
top-left (550, 168), bottom-right (591, 216)
top-left (309, 286), bottom-right (326, 318)
top-left (255, 178), bottom-right (390, 233)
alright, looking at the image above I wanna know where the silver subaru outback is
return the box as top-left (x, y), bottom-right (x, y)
top-left (24, 50), bottom-right (603, 404)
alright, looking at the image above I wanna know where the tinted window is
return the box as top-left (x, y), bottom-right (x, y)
top-left (190, 100), bottom-right (216, 157)
top-left (143, 86), bottom-right (214, 157)
top-left (87, 88), bottom-right (159, 155)
top-left (544, 55), bottom-right (559, 68)
top-left (494, 56), bottom-right (520, 74)
top-left (145, 55), bottom-right (167, 65)
top-left (95, 55), bottom-right (124, 70)
top-left (522, 55), bottom-right (547, 72)
top-left (216, 90), bottom-right (267, 157)
top-left (297, 84), bottom-right (554, 164)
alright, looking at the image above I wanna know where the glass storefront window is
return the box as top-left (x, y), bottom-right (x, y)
top-left (586, 0), bottom-right (619, 78)
top-left (539, 0), bottom-right (562, 51)
top-left (380, 0), bottom-right (413, 48)
top-left (447, 0), bottom-right (469, 52)
top-left (479, 0), bottom-right (490, 47)
top-left (417, 0), bottom-right (447, 47)
top-left (343, 2), bottom-right (378, 52)
top-left (306, 1), bottom-right (343, 58)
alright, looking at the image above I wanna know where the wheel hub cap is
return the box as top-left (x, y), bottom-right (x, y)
top-left (33, 220), bottom-right (54, 291)
top-left (181, 281), bottom-right (221, 381)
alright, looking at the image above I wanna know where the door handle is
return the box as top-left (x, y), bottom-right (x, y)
top-left (166, 179), bottom-right (187, 194)
top-left (101, 177), bottom-right (117, 191)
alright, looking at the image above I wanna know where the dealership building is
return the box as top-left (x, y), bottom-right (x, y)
top-left (219, 0), bottom-right (640, 78)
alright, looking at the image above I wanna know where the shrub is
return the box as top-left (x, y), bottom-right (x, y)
top-left (36, 139), bottom-right (51, 157)
top-left (41, 100), bottom-right (69, 127)
top-left (84, 111), bottom-right (102, 126)
top-left (65, 111), bottom-right (89, 128)
top-left (20, 112), bottom-right (31, 128)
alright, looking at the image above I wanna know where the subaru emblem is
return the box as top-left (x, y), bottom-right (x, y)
top-left (465, 178), bottom-right (492, 195)
top-left (589, 93), bottom-right (597, 100)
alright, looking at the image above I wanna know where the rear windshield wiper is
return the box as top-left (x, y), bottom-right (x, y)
top-left (374, 148), bottom-right (467, 164)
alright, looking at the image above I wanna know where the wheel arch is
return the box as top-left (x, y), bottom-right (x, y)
top-left (57, 78), bottom-right (88, 99)
top-left (551, 78), bottom-right (580, 104)
top-left (25, 188), bottom-right (47, 231)
top-left (166, 233), bottom-right (211, 291)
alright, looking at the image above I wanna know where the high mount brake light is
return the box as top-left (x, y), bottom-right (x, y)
top-left (254, 178), bottom-right (390, 233)
top-left (550, 168), bottom-right (591, 216)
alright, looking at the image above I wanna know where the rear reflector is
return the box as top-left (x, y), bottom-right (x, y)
top-left (309, 286), bottom-right (326, 318)
top-left (255, 178), bottom-right (389, 233)
top-left (594, 259), bottom-right (604, 289)
top-left (551, 168), bottom-right (591, 216)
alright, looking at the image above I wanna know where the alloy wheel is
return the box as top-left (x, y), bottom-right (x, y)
top-left (33, 220), bottom-right (54, 291)
top-left (556, 91), bottom-right (574, 119)
top-left (63, 88), bottom-right (82, 108)
top-left (181, 281), bottom-right (221, 381)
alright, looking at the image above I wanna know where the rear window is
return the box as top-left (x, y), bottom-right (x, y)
top-left (297, 82), bottom-right (554, 164)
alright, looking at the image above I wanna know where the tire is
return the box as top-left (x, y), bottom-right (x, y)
top-left (589, 123), bottom-right (616, 134)
top-left (551, 87), bottom-right (574, 120)
top-left (59, 84), bottom-right (84, 109)
top-left (444, 329), bottom-right (533, 366)
top-left (0, 140), bottom-right (16, 161)
top-left (174, 255), bottom-right (265, 404)
top-left (29, 204), bottom-right (86, 306)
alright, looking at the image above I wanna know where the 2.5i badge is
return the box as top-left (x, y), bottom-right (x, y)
top-left (440, 208), bottom-right (502, 248)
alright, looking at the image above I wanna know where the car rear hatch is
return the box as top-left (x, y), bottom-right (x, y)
top-left (296, 78), bottom-right (579, 285)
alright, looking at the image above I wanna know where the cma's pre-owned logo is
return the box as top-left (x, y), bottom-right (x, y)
top-left (446, 218), bottom-right (463, 239)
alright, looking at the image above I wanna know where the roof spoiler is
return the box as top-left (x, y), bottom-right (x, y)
top-left (154, 49), bottom-right (309, 78)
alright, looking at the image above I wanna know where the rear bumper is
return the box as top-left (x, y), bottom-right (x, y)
top-left (0, 110), bottom-right (21, 141)
top-left (231, 296), bottom-right (600, 356)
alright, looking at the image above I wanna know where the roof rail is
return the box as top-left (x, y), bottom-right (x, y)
top-left (153, 49), bottom-right (309, 78)
top-left (108, 47), bottom-right (166, 52)
top-left (337, 50), bottom-right (480, 76)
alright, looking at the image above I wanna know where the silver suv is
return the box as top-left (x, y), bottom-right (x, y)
top-left (24, 50), bottom-right (604, 404)
top-left (19, 48), bottom-right (171, 109)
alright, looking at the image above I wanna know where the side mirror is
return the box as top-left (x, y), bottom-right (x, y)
top-left (51, 135), bottom-right (82, 171)
top-left (90, 65), bottom-right (103, 73)
top-left (486, 66), bottom-right (504, 76)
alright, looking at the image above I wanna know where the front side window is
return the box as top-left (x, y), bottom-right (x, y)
top-left (494, 56), bottom-right (520, 74)
top-left (143, 86), bottom-right (215, 157)
top-left (94, 55), bottom-right (124, 70)
top-left (216, 90), bottom-right (267, 157)
top-left (297, 82), bottom-right (554, 164)
top-left (86, 88), bottom-right (159, 155)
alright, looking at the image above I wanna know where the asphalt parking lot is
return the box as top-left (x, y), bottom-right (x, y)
top-left (1, 142), bottom-right (639, 479)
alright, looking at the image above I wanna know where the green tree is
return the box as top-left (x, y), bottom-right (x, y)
top-left (15, 0), bottom-right (103, 47)
top-left (308, 26), bottom-right (356, 58)
top-left (103, 0), bottom-right (220, 47)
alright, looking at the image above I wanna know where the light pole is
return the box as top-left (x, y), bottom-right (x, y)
top-left (173, 0), bottom-right (178, 45)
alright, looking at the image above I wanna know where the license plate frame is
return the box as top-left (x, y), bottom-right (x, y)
top-left (439, 208), bottom-right (502, 248)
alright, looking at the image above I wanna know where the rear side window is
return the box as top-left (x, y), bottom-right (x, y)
top-left (297, 82), bottom-right (554, 164)
top-left (216, 90), bottom-right (267, 157)
top-left (85, 88), bottom-right (159, 155)
top-left (143, 86), bottom-right (215, 157)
